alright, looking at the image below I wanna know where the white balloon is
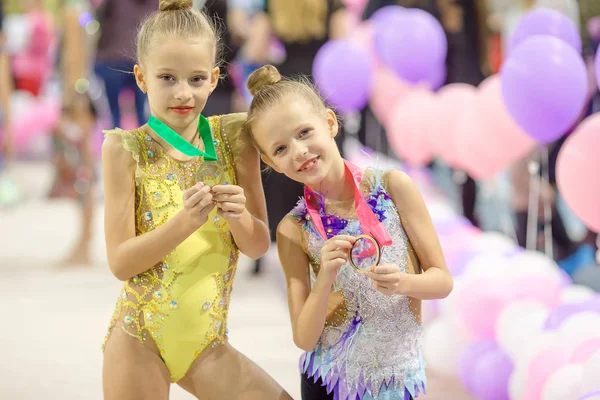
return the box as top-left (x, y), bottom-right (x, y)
top-left (542, 364), bottom-right (584, 400)
top-left (422, 317), bottom-right (468, 378)
top-left (561, 285), bottom-right (596, 304)
top-left (462, 253), bottom-right (513, 281)
top-left (512, 250), bottom-right (562, 282)
top-left (470, 232), bottom-right (518, 254)
top-left (438, 279), bottom-right (464, 317)
top-left (509, 362), bottom-right (528, 400)
top-left (513, 332), bottom-right (562, 369)
top-left (421, 301), bottom-right (438, 325)
top-left (580, 350), bottom-right (600, 396)
top-left (427, 202), bottom-right (456, 222)
top-left (559, 312), bottom-right (600, 345)
top-left (496, 300), bottom-right (549, 359)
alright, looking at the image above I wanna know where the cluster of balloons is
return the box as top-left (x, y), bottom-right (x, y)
top-left (314, 6), bottom-right (600, 234)
top-left (500, 8), bottom-right (600, 235)
top-left (313, 5), bottom-right (446, 113)
top-left (423, 211), bottom-right (600, 400)
top-left (313, 5), bottom-right (536, 180)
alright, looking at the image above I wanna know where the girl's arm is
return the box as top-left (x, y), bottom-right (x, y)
top-left (218, 118), bottom-right (270, 259)
top-left (102, 133), bottom-right (214, 281)
top-left (277, 217), bottom-right (330, 351)
top-left (367, 170), bottom-right (453, 299)
top-left (277, 217), bottom-right (355, 351)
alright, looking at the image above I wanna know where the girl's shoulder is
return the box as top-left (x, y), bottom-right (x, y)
top-left (361, 166), bottom-right (395, 195)
top-left (102, 128), bottom-right (146, 184)
top-left (208, 112), bottom-right (247, 137)
top-left (288, 197), bottom-right (308, 221)
top-left (102, 127), bottom-right (144, 161)
top-left (208, 112), bottom-right (248, 160)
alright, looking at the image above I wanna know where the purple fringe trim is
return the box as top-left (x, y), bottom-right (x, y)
top-left (300, 352), bottom-right (426, 400)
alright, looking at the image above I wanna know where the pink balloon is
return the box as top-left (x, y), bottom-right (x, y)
top-left (457, 277), bottom-right (512, 340)
top-left (7, 96), bottom-right (61, 151)
top-left (386, 88), bottom-right (435, 166)
top-left (556, 114), bottom-right (600, 232)
top-left (429, 83), bottom-right (477, 169)
top-left (571, 338), bottom-right (600, 364)
top-left (510, 275), bottom-right (561, 308)
top-left (369, 67), bottom-right (412, 127)
top-left (526, 344), bottom-right (572, 400)
top-left (457, 75), bottom-right (536, 180)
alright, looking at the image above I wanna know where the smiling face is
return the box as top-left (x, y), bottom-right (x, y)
top-left (134, 37), bottom-right (219, 130)
top-left (252, 95), bottom-right (341, 187)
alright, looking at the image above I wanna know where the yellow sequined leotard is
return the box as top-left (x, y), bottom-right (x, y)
top-left (102, 113), bottom-right (245, 382)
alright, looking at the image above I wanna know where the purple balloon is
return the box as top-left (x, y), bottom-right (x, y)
top-left (459, 341), bottom-right (498, 393)
top-left (501, 35), bottom-right (588, 143)
top-left (373, 9), bottom-right (447, 85)
top-left (580, 390), bottom-right (600, 400)
top-left (370, 5), bottom-right (405, 26)
top-left (544, 296), bottom-right (600, 330)
top-left (467, 345), bottom-right (513, 400)
top-left (509, 8), bottom-right (582, 54)
top-left (313, 40), bottom-right (373, 113)
top-left (430, 64), bottom-right (447, 90)
top-left (448, 249), bottom-right (479, 277)
top-left (544, 302), bottom-right (585, 330)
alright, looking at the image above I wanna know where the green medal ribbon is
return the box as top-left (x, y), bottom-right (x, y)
top-left (147, 114), bottom-right (217, 161)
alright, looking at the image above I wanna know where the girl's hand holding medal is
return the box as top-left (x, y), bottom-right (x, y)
top-left (182, 183), bottom-right (215, 228)
top-left (211, 184), bottom-right (247, 221)
top-left (181, 180), bottom-right (248, 226)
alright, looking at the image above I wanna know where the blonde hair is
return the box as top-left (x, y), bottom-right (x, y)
top-left (245, 65), bottom-right (328, 150)
top-left (269, 0), bottom-right (327, 43)
top-left (136, 0), bottom-right (220, 65)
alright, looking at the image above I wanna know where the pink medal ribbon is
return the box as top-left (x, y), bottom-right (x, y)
top-left (304, 160), bottom-right (392, 247)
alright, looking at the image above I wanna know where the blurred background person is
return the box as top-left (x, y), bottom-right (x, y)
top-left (48, 97), bottom-right (97, 266)
top-left (93, 0), bottom-right (154, 128)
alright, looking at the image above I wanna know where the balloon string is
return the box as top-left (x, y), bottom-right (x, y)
top-left (526, 150), bottom-right (541, 251)
top-left (541, 146), bottom-right (554, 258)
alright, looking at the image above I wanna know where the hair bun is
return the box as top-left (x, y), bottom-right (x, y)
top-left (247, 65), bottom-right (282, 96)
top-left (159, 0), bottom-right (193, 12)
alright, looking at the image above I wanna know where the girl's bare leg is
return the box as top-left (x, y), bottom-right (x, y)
top-left (177, 341), bottom-right (291, 400)
top-left (103, 327), bottom-right (171, 400)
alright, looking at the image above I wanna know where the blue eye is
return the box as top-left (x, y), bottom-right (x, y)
top-left (190, 76), bottom-right (206, 84)
top-left (274, 145), bottom-right (286, 155)
top-left (299, 128), bottom-right (311, 137)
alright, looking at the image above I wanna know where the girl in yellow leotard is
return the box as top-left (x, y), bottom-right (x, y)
top-left (101, 1), bottom-right (291, 399)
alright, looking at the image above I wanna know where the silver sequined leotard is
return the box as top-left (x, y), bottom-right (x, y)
top-left (289, 169), bottom-right (426, 400)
